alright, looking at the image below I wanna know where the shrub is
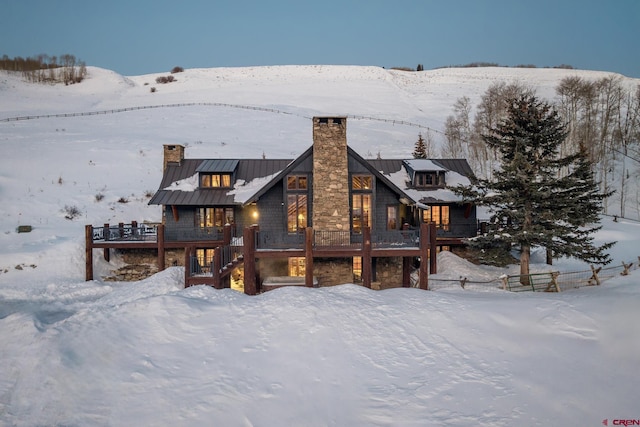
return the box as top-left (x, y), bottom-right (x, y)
top-left (117, 197), bottom-right (129, 204)
top-left (150, 87), bottom-right (156, 93)
top-left (171, 66), bottom-right (184, 73)
top-left (155, 75), bottom-right (176, 84)
top-left (63, 205), bottom-right (81, 220)
top-left (95, 192), bottom-right (104, 202)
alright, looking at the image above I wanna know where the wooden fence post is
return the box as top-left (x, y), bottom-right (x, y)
top-left (545, 272), bottom-right (561, 292)
top-left (501, 275), bottom-right (509, 291)
top-left (588, 265), bottom-right (602, 286)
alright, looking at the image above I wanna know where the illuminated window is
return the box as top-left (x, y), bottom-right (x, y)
top-left (387, 205), bottom-right (398, 230)
top-left (287, 175), bottom-right (308, 233)
top-left (288, 257), bottom-right (306, 276)
top-left (201, 173), bottom-right (231, 188)
top-left (196, 207), bottom-right (234, 228)
top-left (352, 175), bottom-right (373, 233)
top-left (196, 248), bottom-right (214, 272)
top-left (353, 257), bottom-right (362, 281)
top-left (422, 205), bottom-right (450, 230)
top-left (352, 194), bottom-right (371, 233)
top-left (352, 175), bottom-right (372, 190)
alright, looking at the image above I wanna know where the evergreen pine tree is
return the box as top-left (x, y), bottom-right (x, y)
top-left (454, 94), bottom-right (613, 282)
top-left (412, 133), bottom-right (428, 159)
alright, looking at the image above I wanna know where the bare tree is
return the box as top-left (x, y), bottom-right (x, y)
top-left (442, 96), bottom-right (471, 161)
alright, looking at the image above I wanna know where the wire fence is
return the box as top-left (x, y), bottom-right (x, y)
top-left (428, 258), bottom-right (638, 293)
top-left (0, 102), bottom-right (443, 134)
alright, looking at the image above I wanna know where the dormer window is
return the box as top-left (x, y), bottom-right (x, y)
top-left (201, 173), bottom-right (231, 188)
top-left (415, 172), bottom-right (443, 188)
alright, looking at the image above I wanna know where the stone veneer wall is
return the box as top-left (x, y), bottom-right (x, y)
top-left (372, 257), bottom-right (404, 290)
top-left (163, 144), bottom-right (184, 171)
top-left (312, 258), bottom-right (354, 287)
top-left (312, 117), bottom-right (350, 232)
top-left (102, 248), bottom-right (184, 282)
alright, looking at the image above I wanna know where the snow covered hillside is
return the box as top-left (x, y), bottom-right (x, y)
top-left (1, 65), bottom-right (639, 426)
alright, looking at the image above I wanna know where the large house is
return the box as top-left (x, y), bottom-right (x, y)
top-left (86, 117), bottom-right (477, 294)
top-left (86, 116), bottom-right (477, 293)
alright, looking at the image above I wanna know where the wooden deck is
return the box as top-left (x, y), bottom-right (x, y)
top-left (86, 222), bottom-right (464, 293)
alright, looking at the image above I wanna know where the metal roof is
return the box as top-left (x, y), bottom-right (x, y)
top-left (149, 158), bottom-right (291, 206)
top-left (196, 159), bottom-right (239, 173)
top-left (148, 155), bottom-right (475, 207)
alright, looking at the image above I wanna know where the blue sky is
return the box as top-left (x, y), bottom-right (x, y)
top-left (1, 0), bottom-right (639, 77)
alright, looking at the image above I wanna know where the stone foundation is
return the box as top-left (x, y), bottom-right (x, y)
top-left (102, 248), bottom-right (185, 282)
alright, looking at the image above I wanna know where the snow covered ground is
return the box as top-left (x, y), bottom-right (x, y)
top-left (1, 65), bottom-right (639, 426)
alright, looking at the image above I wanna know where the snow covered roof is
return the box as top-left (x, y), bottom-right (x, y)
top-left (149, 152), bottom-right (475, 207)
top-left (369, 159), bottom-right (475, 204)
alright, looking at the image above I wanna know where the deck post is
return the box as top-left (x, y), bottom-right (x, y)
top-left (243, 226), bottom-right (257, 295)
top-left (131, 220), bottom-right (138, 238)
top-left (429, 221), bottom-right (437, 274)
top-left (223, 224), bottom-right (232, 245)
top-left (305, 227), bottom-right (314, 287)
top-left (102, 223), bottom-right (110, 261)
top-left (362, 227), bottom-right (372, 289)
top-left (402, 256), bottom-right (412, 287)
top-left (85, 225), bottom-right (93, 281)
top-left (419, 222), bottom-right (429, 290)
top-left (213, 247), bottom-right (222, 289)
top-left (184, 246), bottom-right (193, 287)
top-left (157, 224), bottom-right (165, 271)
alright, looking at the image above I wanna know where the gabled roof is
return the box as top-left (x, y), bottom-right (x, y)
top-left (369, 158), bottom-right (475, 204)
top-left (149, 152), bottom-right (475, 207)
top-left (148, 159), bottom-right (290, 206)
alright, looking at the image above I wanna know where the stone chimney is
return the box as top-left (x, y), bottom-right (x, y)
top-left (163, 144), bottom-right (184, 171)
top-left (312, 116), bottom-right (350, 232)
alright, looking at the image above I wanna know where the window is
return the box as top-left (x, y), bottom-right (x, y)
top-left (196, 248), bottom-right (215, 272)
top-left (387, 205), bottom-right (398, 230)
top-left (423, 205), bottom-right (450, 231)
top-left (288, 257), bottom-right (306, 277)
top-left (415, 172), bottom-right (437, 188)
top-left (196, 207), bottom-right (234, 228)
top-left (352, 194), bottom-right (371, 233)
top-left (287, 194), bottom-right (308, 232)
top-left (201, 173), bottom-right (231, 188)
top-left (287, 175), bottom-right (308, 233)
top-left (352, 175), bottom-right (372, 190)
top-left (353, 257), bottom-right (362, 281)
top-left (287, 175), bottom-right (308, 190)
top-left (351, 175), bottom-right (373, 233)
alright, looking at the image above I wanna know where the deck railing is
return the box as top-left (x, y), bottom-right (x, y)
top-left (92, 222), bottom-right (158, 242)
top-left (255, 229), bottom-right (425, 250)
top-left (164, 226), bottom-right (228, 242)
